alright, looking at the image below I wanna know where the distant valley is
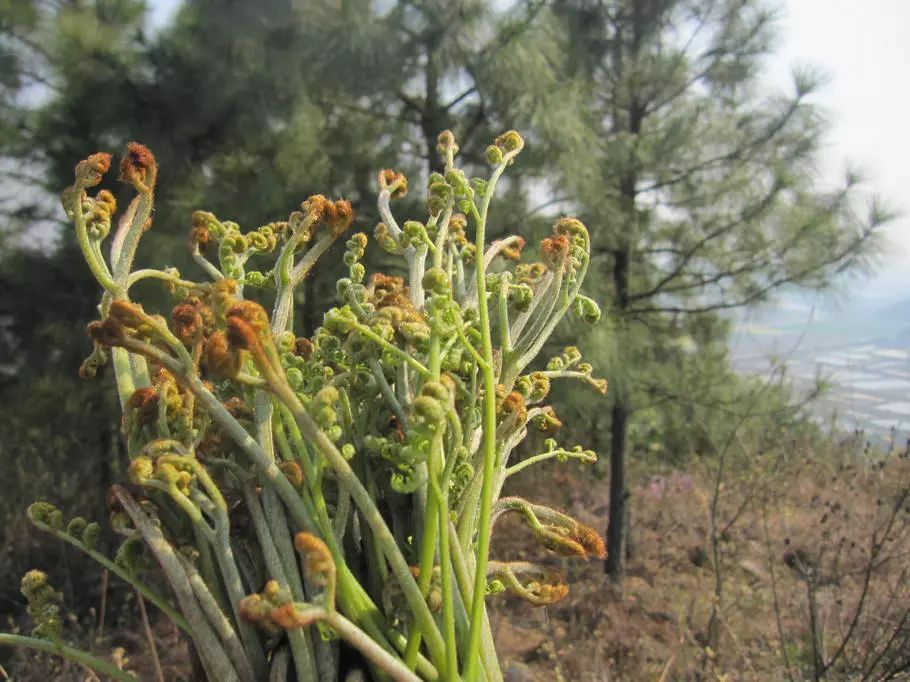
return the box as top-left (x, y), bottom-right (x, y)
top-left (731, 264), bottom-right (910, 445)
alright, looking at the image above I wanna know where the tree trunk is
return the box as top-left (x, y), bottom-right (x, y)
top-left (605, 401), bottom-right (628, 578)
top-left (603, 2), bottom-right (643, 580)
top-left (420, 32), bottom-right (448, 176)
top-left (606, 244), bottom-right (631, 579)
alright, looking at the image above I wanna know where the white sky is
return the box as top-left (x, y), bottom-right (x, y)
top-left (765, 0), bottom-right (910, 270)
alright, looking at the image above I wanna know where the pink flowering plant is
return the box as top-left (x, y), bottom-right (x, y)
top-left (1, 130), bottom-right (606, 681)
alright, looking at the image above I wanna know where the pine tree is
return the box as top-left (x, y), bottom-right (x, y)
top-left (293, 0), bottom-right (570, 174)
top-left (549, 0), bottom-right (887, 578)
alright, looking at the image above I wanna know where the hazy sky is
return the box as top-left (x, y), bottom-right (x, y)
top-left (764, 0), bottom-right (910, 270)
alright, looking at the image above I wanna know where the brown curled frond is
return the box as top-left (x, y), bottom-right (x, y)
top-left (487, 561), bottom-right (568, 606)
top-left (119, 142), bottom-right (157, 192)
top-left (378, 169), bottom-right (408, 199)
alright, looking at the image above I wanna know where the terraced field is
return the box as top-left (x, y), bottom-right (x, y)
top-left (734, 335), bottom-right (910, 444)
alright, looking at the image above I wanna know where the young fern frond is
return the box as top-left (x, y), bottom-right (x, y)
top-left (3, 129), bottom-right (606, 682)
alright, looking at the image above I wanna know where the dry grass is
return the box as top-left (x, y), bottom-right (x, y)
top-left (491, 438), bottom-right (910, 681)
top-left (3, 588), bottom-right (190, 681)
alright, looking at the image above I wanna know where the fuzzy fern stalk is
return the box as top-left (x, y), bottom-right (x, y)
top-left (2, 130), bottom-right (606, 681)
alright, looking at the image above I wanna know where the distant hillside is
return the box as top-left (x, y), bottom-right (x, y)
top-left (733, 265), bottom-right (910, 351)
top-left (877, 297), bottom-right (910, 343)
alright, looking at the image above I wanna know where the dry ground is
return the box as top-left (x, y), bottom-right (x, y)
top-left (5, 440), bottom-right (910, 680)
top-left (491, 443), bottom-right (910, 681)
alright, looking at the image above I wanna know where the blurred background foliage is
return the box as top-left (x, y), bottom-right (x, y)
top-left (0, 0), bottom-right (885, 621)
